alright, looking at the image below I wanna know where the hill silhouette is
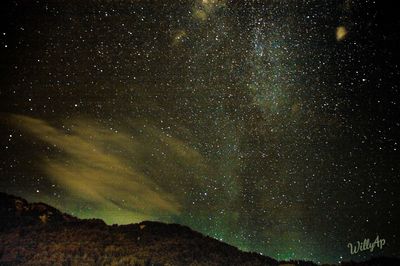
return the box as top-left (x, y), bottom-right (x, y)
top-left (0, 192), bottom-right (398, 266)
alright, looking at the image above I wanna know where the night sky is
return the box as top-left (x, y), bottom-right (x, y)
top-left (1, 0), bottom-right (400, 264)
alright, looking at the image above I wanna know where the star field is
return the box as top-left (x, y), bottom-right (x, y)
top-left (1, 0), bottom-right (400, 264)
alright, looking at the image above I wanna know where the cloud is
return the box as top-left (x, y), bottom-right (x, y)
top-left (6, 114), bottom-right (208, 223)
top-left (336, 26), bottom-right (348, 41)
top-left (192, 0), bottom-right (226, 21)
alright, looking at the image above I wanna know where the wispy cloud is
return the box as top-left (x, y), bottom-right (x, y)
top-left (6, 114), bottom-right (208, 224)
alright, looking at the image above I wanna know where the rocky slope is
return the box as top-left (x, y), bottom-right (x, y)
top-left (0, 192), bottom-right (398, 266)
top-left (0, 192), bottom-right (277, 265)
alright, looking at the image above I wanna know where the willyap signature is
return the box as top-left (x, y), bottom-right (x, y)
top-left (347, 235), bottom-right (385, 255)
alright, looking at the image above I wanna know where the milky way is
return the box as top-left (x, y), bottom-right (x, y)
top-left (1, 0), bottom-right (400, 263)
